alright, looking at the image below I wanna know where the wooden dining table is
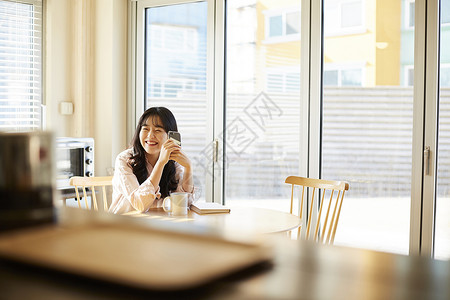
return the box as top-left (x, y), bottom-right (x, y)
top-left (0, 207), bottom-right (449, 299)
top-left (123, 205), bottom-right (301, 237)
top-left (1, 225), bottom-right (449, 300)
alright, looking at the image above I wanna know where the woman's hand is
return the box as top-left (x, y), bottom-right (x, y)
top-left (158, 139), bottom-right (180, 165)
top-left (170, 148), bottom-right (194, 193)
top-left (169, 148), bottom-right (192, 169)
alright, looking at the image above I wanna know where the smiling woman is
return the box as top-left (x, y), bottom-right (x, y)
top-left (109, 107), bottom-right (195, 214)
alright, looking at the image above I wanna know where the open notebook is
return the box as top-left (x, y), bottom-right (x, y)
top-left (190, 202), bottom-right (230, 214)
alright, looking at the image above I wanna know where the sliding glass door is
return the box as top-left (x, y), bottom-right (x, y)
top-left (136, 0), bottom-right (215, 202)
top-left (321, 0), bottom-right (414, 254)
top-left (222, 0), bottom-right (302, 211)
top-left (132, 0), bottom-right (447, 258)
top-left (435, 0), bottom-right (450, 260)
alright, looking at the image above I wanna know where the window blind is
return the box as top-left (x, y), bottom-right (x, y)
top-left (0, 0), bottom-right (42, 132)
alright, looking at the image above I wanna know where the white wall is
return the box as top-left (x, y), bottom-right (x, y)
top-left (44, 0), bottom-right (73, 135)
top-left (45, 0), bottom-right (128, 176)
top-left (93, 0), bottom-right (128, 175)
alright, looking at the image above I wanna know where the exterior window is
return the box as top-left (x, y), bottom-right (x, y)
top-left (406, 0), bottom-right (415, 28)
top-left (269, 15), bottom-right (282, 37)
top-left (324, 0), bottom-right (365, 36)
top-left (324, 66), bottom-right (363, 86)
top-left (324, 70), bottom-right (338, 86)
top-left (286, 11), bottom-right (300, 34)
top-left (341, 1), bottom-right (362, 28)
top-left (405, 66), bottom-right (414, 86)
top-left (0, 0), bottom-right (43, 132)
top-left (264, 9), bottom-right (300, 42)
top-left (341, 69), bottom-right (362, 86)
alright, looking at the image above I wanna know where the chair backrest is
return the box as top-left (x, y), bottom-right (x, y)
top-left (285, 176), bottom-right (349, 244)
top-left (69, 176), bottom-right (113, 211)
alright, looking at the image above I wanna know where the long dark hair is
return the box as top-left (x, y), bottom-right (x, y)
top-left (129, 107), bottom-right (179, 198)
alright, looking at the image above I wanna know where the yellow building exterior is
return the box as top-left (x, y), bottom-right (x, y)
top-left (255, 0), bottom-right (402, 87)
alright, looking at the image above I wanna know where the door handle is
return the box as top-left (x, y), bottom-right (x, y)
top-left (213, 139), bottom-right (219, 163)
top-left (424, 146), bottom-right (431, 175)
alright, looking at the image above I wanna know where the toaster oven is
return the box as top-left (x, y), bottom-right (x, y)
top-left (56, 137), bottom-right (94, 191)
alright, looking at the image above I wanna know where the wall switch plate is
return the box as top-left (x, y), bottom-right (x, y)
top-left (60, 101), bottom-right (74, 115)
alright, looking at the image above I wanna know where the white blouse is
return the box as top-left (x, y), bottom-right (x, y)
top-left (109, 148), bottom-right (194, 214)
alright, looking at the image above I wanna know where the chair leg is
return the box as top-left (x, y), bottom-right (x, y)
top-left (286, 227), bottom-right (301, 240)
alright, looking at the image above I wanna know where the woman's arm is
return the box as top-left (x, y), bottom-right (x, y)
top-left (149, 159), bottom-right (165, 192)
top-left (111, 150), bottom-right (160, 213)
top-left (172, 151), bottom-right (195, 194)
top-left (181, 165), bottom-right (194, 193)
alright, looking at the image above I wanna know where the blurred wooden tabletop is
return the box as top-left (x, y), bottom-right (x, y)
top-left (0, 207), bottom-right (449, 300)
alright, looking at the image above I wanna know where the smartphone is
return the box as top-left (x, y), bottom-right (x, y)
top-left (168, 131), bottom-right (181, 146)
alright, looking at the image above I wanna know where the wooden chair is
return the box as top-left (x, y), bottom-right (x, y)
top-left (285, 176), bottom-right (349, 244)
top-left (69, 176), bottom-right (113, 211)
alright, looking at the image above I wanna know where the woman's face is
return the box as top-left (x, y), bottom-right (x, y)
top-left (139, 116), bottom-right (168, 156)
